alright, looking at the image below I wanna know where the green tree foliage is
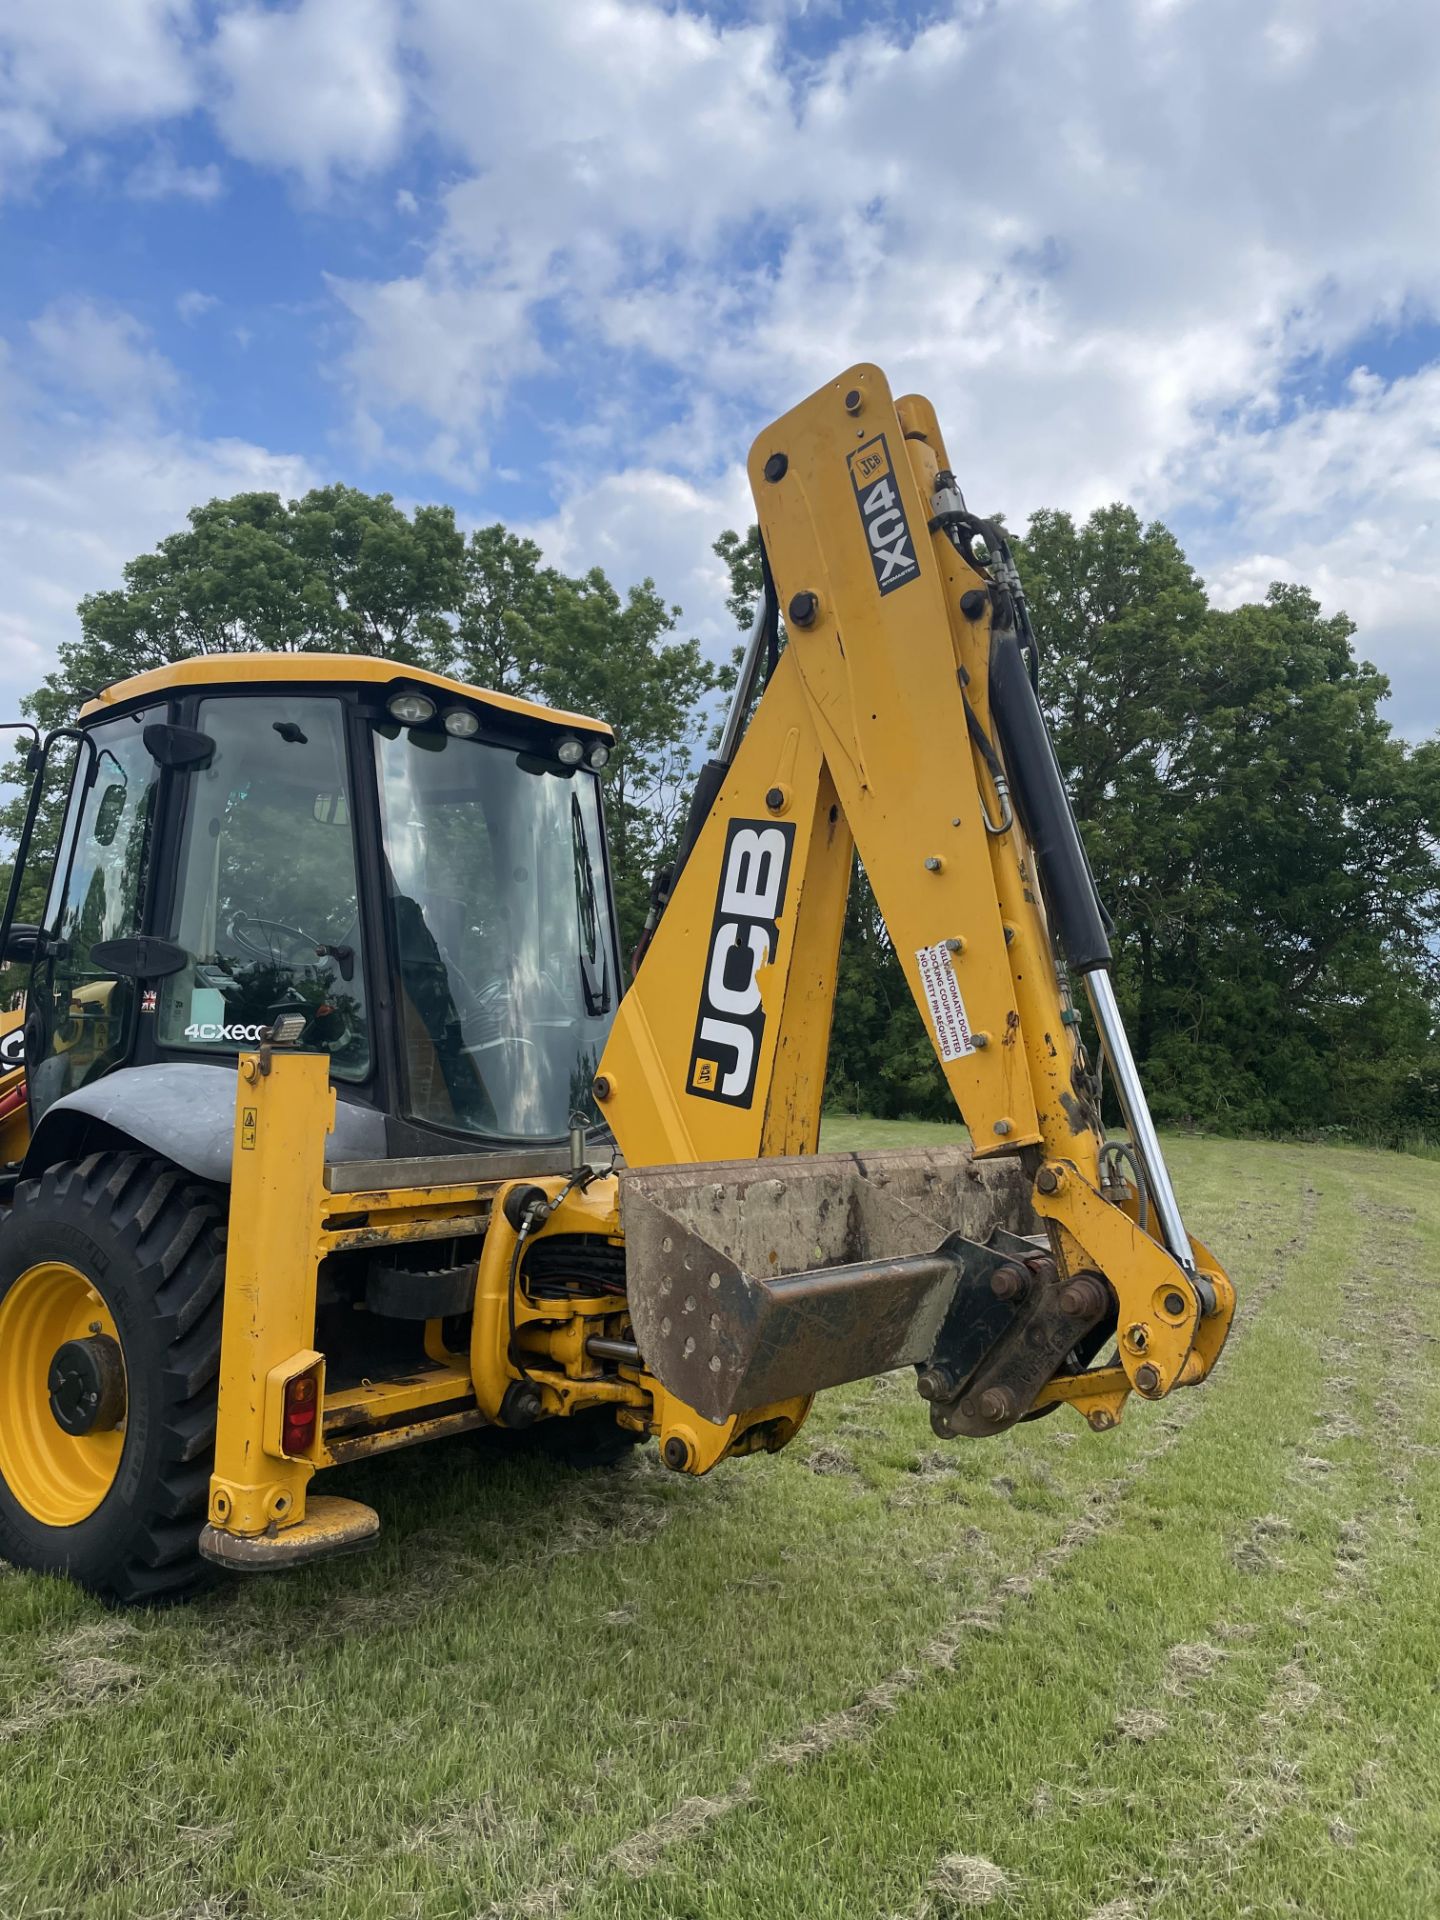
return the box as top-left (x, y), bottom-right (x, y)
top-left (443, 525), bottom-right (562, 692)
top-left (716, 510), bottom-right (1440, 1142)
top-left (1018, 509), bottom-right (1440, 1137)
top-left (527, 570), bottom-right (721, 957)
top-left (712, 525), bottom-right (764, 632)
top-left (4, 488), bottom-right (473, 935)
top-left (44, 487), bottom-right (466, 725)
top-left (2, 489), bottom-right (718, 967)
top-left (10, 477), bottom-right (1437, 1147)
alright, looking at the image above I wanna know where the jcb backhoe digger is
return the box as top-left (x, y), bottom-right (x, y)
top-left (0, 366), bottom-right (1233, 1602)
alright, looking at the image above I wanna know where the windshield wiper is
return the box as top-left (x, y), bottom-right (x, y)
top-left (580, 950), bottom-right (610, 1017)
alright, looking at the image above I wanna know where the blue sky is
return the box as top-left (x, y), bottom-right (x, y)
top-left (3, 0), bottom-right (1439, 735)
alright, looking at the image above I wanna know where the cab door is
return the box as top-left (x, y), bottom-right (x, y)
top-left (24, 716), bottom-right (160, 1126)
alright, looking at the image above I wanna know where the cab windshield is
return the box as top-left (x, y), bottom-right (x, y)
top-left (158, 696), bottom-right (370, 1078)
top-left (374, 724), bottom-right (618, 1141)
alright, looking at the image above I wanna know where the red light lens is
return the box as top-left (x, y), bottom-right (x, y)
top-left (281, 1369), bottom-right (320, 1457)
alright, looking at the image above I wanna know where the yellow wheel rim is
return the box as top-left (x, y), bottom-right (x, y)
top-left (0, 1261), bottom-right (126, 1526)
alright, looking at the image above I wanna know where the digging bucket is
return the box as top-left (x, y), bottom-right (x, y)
top-left (619, 1146), bottom-right (1040, 1423)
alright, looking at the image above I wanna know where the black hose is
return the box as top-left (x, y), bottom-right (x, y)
top-left (962, 692), bottom-right (1014, 836)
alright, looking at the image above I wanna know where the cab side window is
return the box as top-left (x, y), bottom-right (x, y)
top-left (28, 718), bottom-right (158, 1121)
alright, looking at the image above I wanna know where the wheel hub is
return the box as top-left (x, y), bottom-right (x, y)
top-left (0, 1260), bottom-right (128, 1526)
top-left (48, 1335), bottom-right (126, 1437)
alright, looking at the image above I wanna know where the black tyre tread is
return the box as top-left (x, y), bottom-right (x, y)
top-left (0, 1151), bottom-right (227, 1605)
top-left (164, 1320), bottom-right (224, 1398)
top-left (133, 1516), bottom-right (208, 1569)
top-left (150, 1459), bottom-right (212, 1521)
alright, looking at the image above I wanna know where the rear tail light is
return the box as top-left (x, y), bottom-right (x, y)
top-left (281, 1368), bottom-right (321, 1457)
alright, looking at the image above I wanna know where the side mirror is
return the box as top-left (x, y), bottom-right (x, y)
top-left (1, 923), bottom-right (45, 964)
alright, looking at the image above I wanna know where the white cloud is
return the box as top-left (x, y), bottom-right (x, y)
top-left (1190, 362), bottom-right (1440, 736)
top-left (521, 462), bottom-right (755, 662)
top-left (209, 0), bottom-right (406, 191)
top-left (0, 1), bottom-right (197, 189)
top-left (318, 0), bottom-right (1440, 731)
top-left (327, 271), bottom-right (546, 470)
top-left (0, 322), bottom-right (313, 723)
top-left (176, 288), bottom-right (219, 324)
top-left (28, 298), bottom-right (179, 416)
top-left (3, 0), bottom-right (1439, 737)
top-left (126, 143), bottom-right (223, 201)
top-left (0, 101), bottom-right (62, 177)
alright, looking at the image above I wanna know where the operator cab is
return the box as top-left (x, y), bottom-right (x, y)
top-left (0, 656), bottom-right (621, 1183)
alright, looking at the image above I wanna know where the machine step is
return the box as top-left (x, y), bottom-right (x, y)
top-left (198, 1495), bottom-right (380, 1573)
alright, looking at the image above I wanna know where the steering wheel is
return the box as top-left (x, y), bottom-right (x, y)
top-left (227, 912), bottom-right (329, 966)
top-left (464, 976), bottom-right (538, 1052)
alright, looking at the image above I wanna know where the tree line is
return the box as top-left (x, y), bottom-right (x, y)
top-left (709, 512), bottom-right (1440, 1144)
top-left (4, 485), bottom-right (1437, 1145)
top-left (1, 488), bottom-right (720, 953)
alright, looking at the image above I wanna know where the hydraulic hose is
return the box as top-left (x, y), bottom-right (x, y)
top-left (987, 627), bottom-right (1112, 974)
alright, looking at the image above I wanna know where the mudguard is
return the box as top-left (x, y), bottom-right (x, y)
top-left (21, 1063), bottom-right (387, 1185)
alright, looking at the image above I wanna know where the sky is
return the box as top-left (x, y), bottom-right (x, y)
top-left (2, 0), bottom-right (1439, 737)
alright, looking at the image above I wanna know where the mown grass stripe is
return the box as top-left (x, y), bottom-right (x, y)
top-left (1, 1133), bottom-right (1428, 1920)
top-left (484, 1148), bottom-right (1317, 1919)
top-left (583, 1148), bottom-right (1438, 1920)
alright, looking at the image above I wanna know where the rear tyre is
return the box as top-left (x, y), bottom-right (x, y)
top-left (0, 1153), bottom-right (226, 1605)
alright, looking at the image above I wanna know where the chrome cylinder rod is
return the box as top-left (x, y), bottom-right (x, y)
top-left (716, 594), bottom-right (771, 766)
top-left (586, 1336), bottom-right (642, 1366)
top-left (1083, 967), bottom-right (1194, 1273)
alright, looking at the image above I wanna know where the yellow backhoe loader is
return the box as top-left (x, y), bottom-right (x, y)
top-left (0, 366), bottom-right (1233, 1601)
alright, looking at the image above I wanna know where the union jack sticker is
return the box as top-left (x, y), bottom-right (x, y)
top-left (141, 990), bottom-right (158, 1014)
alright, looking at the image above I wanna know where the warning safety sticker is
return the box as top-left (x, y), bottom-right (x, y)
top-left (915, 942), bottom-right (976, 1062)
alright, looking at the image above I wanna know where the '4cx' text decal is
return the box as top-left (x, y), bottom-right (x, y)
top-left (848, 434), bottom-right (921, 596)
top-left (687, 819), bottom-right (796, 1107)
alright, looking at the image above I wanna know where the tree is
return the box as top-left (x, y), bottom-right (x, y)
top-left (1019, 513), bottom-right (1440, 1138)
top-left (43, 488), bottom-right (466, 729)
top-left (1, 487), bottom-right (469, 938)
top-left (712, 525), bottom-right (764, 631)
top-left (2, 488), bottom-right (718, 981)
top-left (530, 570), bottom-right (721, 955)
top-left (715, 509), bottom-right (1440, 1139)
top-left (442, 525), bottom-right (563, 694)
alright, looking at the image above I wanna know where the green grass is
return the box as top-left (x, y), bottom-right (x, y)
top-left (3, 1126), bottom-right (1439, 1919)
top-left (821, 1113), bottom-right (970, 1150)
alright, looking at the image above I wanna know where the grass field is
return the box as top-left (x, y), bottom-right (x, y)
top-left (3, 1122), bottom-right (1439, 1920)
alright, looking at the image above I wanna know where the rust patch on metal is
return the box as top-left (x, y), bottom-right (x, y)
top-left (930, 1265), bottom-right (1112, 1439)
top-left (620, 1147), bottom-right (1037, 1422)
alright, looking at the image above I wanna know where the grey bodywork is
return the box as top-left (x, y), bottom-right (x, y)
top-left (22, 1063), bottom-right (388, 1185)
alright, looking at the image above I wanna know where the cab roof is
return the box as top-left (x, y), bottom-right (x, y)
top-left (79, 652), bottom-right (613, 738)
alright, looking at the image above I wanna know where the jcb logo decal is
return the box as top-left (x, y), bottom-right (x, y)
top-left (849, 434), bottom-right (920, 596)
top-left (688, 819), bottom-right (796, 1107)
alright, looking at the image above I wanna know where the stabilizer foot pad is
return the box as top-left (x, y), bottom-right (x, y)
top-left (199, 1494), bottom-right (380, 1573)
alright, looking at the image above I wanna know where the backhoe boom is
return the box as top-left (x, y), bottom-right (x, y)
top-left (599, 364), bottom-right (1233, 1440)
